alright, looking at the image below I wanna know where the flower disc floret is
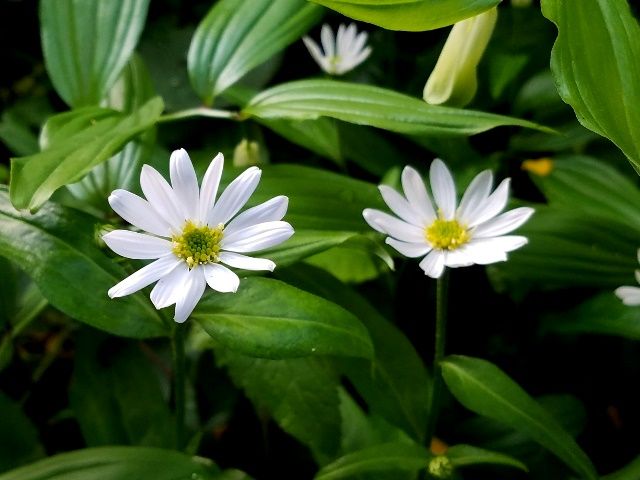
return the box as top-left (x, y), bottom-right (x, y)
top-left (425, 219), bottom-right (469, 250)
top-left (172, 221), bottom-right (224, 268)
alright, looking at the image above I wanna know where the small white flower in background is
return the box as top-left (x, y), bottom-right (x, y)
top-left (303, 23), bottom-right (372, 75)
top-left (363, 159), bottom-right (534, 279)
top-left (104, 148), bottom-right (294, 323)
top-left (615, 252), bottom-right (640, 306)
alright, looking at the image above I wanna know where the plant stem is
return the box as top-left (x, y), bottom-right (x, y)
top-left (171, 322), bottom-right (186, 450)
top-left (158, 107), bottom-right (238, 123)
top-left (425, 270), bottom-right (449, 446)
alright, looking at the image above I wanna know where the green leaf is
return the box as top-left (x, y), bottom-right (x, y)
top-left (193, 277), bottom-right (373, 359)
top-left (70, 333), bottom-right (174, 448)
top-left (188, 0), bottom-right (322, 102)
top-left (310, 0), bottom-right (500, 32)
top-left (0, 188), bottom-right (166, 339)
top-left (0, 447), bottom-right (219, 480)
top-left (543, 292), bottom-right (640, 340)
top-left (604, 456), bottom-right (640, 480)
top-left (541, 0), bottom-right (640, 171)
top-left (314, 442), bottom-right (428, 480)
top-left (10, 97), bottom-right (163, 212)
top-left (40, 0), bottom-right (150, 107)
top-left (214, 348), bottom-right (341, 463)
top-left (277, 264), bottom-right (430, 442)
top-left (0, 393), bottom-right (44, 471)
top-left (243, 80), bottom-right (549, 136)
top-left (441, 355), bottom-right (598, 480)
top-left (446, 444), bottom-right (528, 472)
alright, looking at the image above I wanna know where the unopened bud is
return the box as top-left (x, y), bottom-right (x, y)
top-left (428, 455), bottom-right (454, 479)
top-left (233, 139), bottom-right (268, 167)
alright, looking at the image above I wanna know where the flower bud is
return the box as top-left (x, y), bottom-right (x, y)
top-left (233, 138), bottom-right (268, 167)
top-left (423, 8), bottom-right (498, 107)
top-left (427, 455), bottom-right (454, 479)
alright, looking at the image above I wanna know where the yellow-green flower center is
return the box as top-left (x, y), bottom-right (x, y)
top-left (172, 221), bottom-right (224, 268)
top-left (425, 219), bottom-right (469, 250)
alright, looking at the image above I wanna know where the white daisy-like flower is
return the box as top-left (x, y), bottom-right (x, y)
top-left (363, 159), bottom-right (534, 279)
top-left (615, 251), bottom-right (640, 306)
top-left (103, 148), bottom-right (294, 323)
top-left (303, 23), bottom-right (372, 75)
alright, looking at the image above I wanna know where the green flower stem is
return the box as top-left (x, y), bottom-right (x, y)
top-left (425, 270), bottom-right (449, 445)
top-left (158, 107), bottom-right (238, 123)
top-left (171, 322), bottom-right (186, 450)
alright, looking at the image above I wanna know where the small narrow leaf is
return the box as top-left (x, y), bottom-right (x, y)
top-left (193, 277), bottom-right (373, 359)
top-left (40, 0), bottom-right (150, 107)
top-left (441, 355), bottom-right (598, 480)
top-left (244, 80), bottom-right (549, 136)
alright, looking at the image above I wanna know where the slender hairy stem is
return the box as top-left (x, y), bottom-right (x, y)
top-left (171, 322), bottom-right (186, 450)
top-left (425, 270), bottom-right (449, 445)
top-left (158, 107), bottom-right (238, 123)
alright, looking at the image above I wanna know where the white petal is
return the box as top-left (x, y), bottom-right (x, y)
top-left (150, 262), bottom-right (189, 309)
top-left (108, 189), bottom-right (171, 237)
top-left (140, 165), bottom-right (185, 231)
top-left (221, 221), bottom-right (294, 253)
top-left (219, 252), bottom-right (276, 271)
top-left (320, 24), bottom-right (335, 58)
top-left (457, 170), bottom-right (493, 223)
top-left (362, 209), bottom-right (425, 243)
top-left (347, 46), bottom-right (372, 71)
top-left (351, 31), bottom-right (369, 56)
top-left (419, 250), bottom-right (446, 278)
top-left (464, 235), bottom-right (528, 265)
top-left (385, 238), bottom-right (431, 258)
top-left (336, 24), bottom-right (347, 56)
top-left (108, 255), bottom-right (181, 298)
top-left (444, 247), bottom-right (474, 267)
top-left (170, 148), bottom-right (199, 220)
top-left (378, 185), bottom-right (423, 226)
top-left (203, 263), bottom-right (240, 293)
top-left (207, 167), bottom-right (262, 226)
top-left (615, 286), bottom-right (640, 306)
top-left (430, 159), bottom-right (457, 220)
top-left (199, 153), bottom-right (224, 224)
top-left (472, 207), bottom-right (534, 238)
top-left (103, 230), bottom-right (172, 259)
top-left (174, 268), bottom-right (206, 323)
top-left (224, 196), bottom-right (288, 235)
top-left (303, 36), bottom-right (328, 71)
top-left (401, 166), bottom-right (436, 223)
top-left (467, 178), bottom-right (510, 228)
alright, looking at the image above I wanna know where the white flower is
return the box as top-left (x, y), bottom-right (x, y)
top-left (615, 251), bottom-right (640, 306)
top-left (103, 148), bottom-right (294, 323)
top-left (363, 159), bottom-right (534, 279)
top-left (303, 23), bottom-right (372, 75)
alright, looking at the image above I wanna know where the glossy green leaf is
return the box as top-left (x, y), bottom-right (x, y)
top-left (0, 188), bottom-right (166, 338)
top-left (0, 447), bottom-right (219, 480)
top-left (70, 333), bottom-right (174, 447)
top-left (310, 0), bottom-right (500, 32)
top-left (441, 355), bottom-right (598, 480)
top-left (446, 444), bottom-right (528, 471)
top-left (214, 348), bottom-right (341, 463)
top-left (243, 80), bottom-right (549, 136)
top-left (40, 0), bottom-right (149, 107)
top-left (604, 456), bottom-right (640, 480)
top-left (10, 97), bottom-right (163, 212)
top-left (541, 0), bottom-right (640, 171)
top-left (0, 393), bottom-right (44, 471)
top-left (277, 265), bottom-right (430, 441)
top-left (188, 0), bottom-right (322, 102)
top-left (194, 277), bottom-right (373, 359)
top-left (543, 292), bottom-right (640, 340)
top-left (314, 442), bottom-right (428, 480)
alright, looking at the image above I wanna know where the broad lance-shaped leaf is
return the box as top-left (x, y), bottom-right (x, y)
top-left (188, 0), bottom-right (322, 102)
top-left (40, 0), bottom-right (150, 107)
top-left (243, 80), bottom-right (549, 136)
top-left (604, 456), bottom-right (640, 480)
top-left (10, 97), bottom-right (163, 212)
top-left (310, 0), bottom-right (499, 32)
top-left (0, 188), bottom-right (166, 339)
top-left (193, 277), bottom-right (373, 359)
top-left (0, 393), bottom-right (44, 471)
top-left (441, 355), bottom-right (598, 480)
top-left (0, 447), bottom-right (219, 480)
top-left (446, 444), bottom-right (528, 472)
top-left (541, 0), bottom-right (640, 171)
top-left (314, 442), bottom-right (428, 480)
